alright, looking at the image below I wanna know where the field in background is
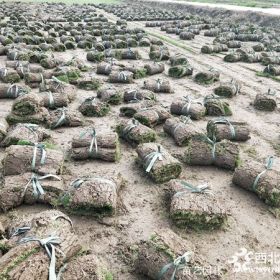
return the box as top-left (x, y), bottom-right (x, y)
top-left (184, 0), bottom-right (280, 8)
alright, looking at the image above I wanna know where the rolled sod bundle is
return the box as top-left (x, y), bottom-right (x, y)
top-left (86, 50), bottom-right (105, 62)
top-left (0, 172), bottom-right (64, 211)
top-left (204, 95), bottom-right (233, 116)
top-left (47, 108), bottom-right (84, 129)
top-left (214, 80), bottom-right (241, 98)
top-left (108, 70), bottom-right (134, 84)
top-left (120, 48), bottom-right (141, 60)
top-left (40, 77), bottom-right (76, 101)
top-left (264, 65), bottom-right (280, 76)
top-left (253, 91), bottom-right (277, 111)
top-left (0, 68), bottom-right (21, 83)
top-left (224, 52), bottom-right (242, 62)
top-left (194, 70), bottom-right (220, 85)
top-left (71, 129), bottom-right (120, 162)
top-left (170, 97), bottom-right (206, 120)
top-left (59, 175), bottom-right (123, 216)
top-left (40, 57), bottom-right (59, 69)
top-left (120, 100), bottom-right (156, 117)
top-left (169, 180), bottom-right (228, 230)
top-left (116, 119), bottom-right (157, 145)
top-left (169, 54), bottom-right (188, 66)
top-left (2, 144), bottom-right (64, 176)
top-left (96, 62), bottom-right (113, 75)
top-left (1, 123), bottom-right (50, 147)
top-left (77, 76), bottom-right (101, 90)
top-left (227, 40), bottom-right (241, 48)
top-left (262, 56), bottom-right (280, 66)
top-left (207, 118), bottom-right (250, 142)
top-left (78, 96), bottom-right (110, 117)
top-left (183, 138), bottom-right (239, 170)
top-left (0, 210), bottom-right (81, 280)
top-left (179, 32), bottom-right (195, 40)
top-left (58, 254), bottom-right (112, 280)
top-left (149, 46), bottom-right (170, 61)
top-left (0, 84), bottom-right (30, 99)
top-left (144, 62), bottom-right (165, 75)
top-left (134, 230), bottom-right (199, 280)
top-left (168, 64), bottom-right (193, 78)
top-left (97, 86), bottom-right (123, 105)
top-left (123, 88), bottom-right (156, 103)
top-left (11, 93), bottom-right (43, 116)
top-left (232, 157), bottom-right (280, 207)
top-left (201, 44), bottom-right (228, 54)
top-left (6, 106), bottom-right (50, 125)
top-left (39, 91), bottom-right (69, 109)
top-left (134, 106), bottom-right (171, 127)
top-left (163, 117), bottom-right (204, 146)
top-left (24, 72), bottom-right (45, 85)
top-left (143, 79), bottom-right (172, 93)
top-left (136, 143), bottom-right (182, 183)
top-left (122, 64), bottom-right (147, 79)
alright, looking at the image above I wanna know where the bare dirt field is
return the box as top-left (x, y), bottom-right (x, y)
top-left (0, 1), bottom-right (279, 280)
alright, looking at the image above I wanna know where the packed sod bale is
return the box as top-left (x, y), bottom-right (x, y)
top-left (169, 180), bottom-right (229, 230)
top-left (183, 138), bottom-right (239, 170)
top-left (0, 210), bottom-right (81, 280)
top-left (214, 80), bottom-right (241, 98)
top-left (194, 70), bottom-right (220, 85)
top-left (224, 52), bottom-right (242, 62)
top-left (134, 230), bottom-right (201, 280)
top-left (39, 91), bottom-right (70, 109)
top-left (78, 97), bottom-right (110, 117)
top-left (1, 123), bottom-right (50, 147)
top-left (2, 144), bottom-right (64, 176)
top-left (149, 46), bottom-right (170, 61)
top-left (86, 50), bottom-right (105, 62)
top-left (232, 157), bottom-right (280, 207)
top-left (120, 48), bottom-right (141, 60)
top-left (116, 119), bottom-right (156, 145)
top-left (207, 118), bottom-right (250, 142)
top-left (262, 56), bottom-right (280, 66)
top-left (0, 172), bottom-right (64, 211)
top-left (123, 88), bottom-right (156, 103)
top-left (0, 119), bottom-right (8, 142)
top-left (58, 254), bottom-right (112, 280)
top-left (264, 65), bottom-right (280, 76)
top-left (53, 67), bottom-right (81, 85)
top-left (143, 79), bottom-right (172, 93)
top-left (253, 91), bottom-right (277, 111)
top-left (6, 106), bottom-right (50, 125)
top-left (179, 31), bottom-right (195, 40)
top-left (39, 78), bottom-right (76, 101)
top-left (0, 84), bottom-right (30, 99)
top-left (40, 57), bottom-right (59, 69)
top-left (201, 44), bottom-right (228, 54)
top-left (96, 62), bottom-right (113, 75)
top-left (108, 70), bottom-right (134, 84)
top-left (71, 129), bottom-right (120, 162)
top-left (227, 40), bottom-right (241, 48)
top-left (169, 54), bottom-right (189, 66)
top-left (0, 68), bottom-right (21, 83)
top-left (168, 64), bottom-right (193, 78)
top-left (104, 49), bottom-right (122, 60)
top-left (11, 93), bottom-right (43, 116)
top-left (24, 72), bottom-right (46, 85)
top-left (136, 143), bottom-right (181, 183)
top-left (97, 86), bottom-right (123, 105)
top-left (120, 100), bottom-right (156, 117)
top-left (77, 76), bottom-right (102, 90)
top-left (204, 95), bottom-right (233, 116)
top-left (163, 117), bottom-right (204, 146)
top-left (144, 62), bottom-right (165, 76)
top-left (121, 64), bottom-right (147, 79)
top-left (47, 108), bottom-right (84, 129)
top-left (134, 106), bottom-right (171, 127)
top-left (170, 97), bottom-right (206, 120)
top-left (59, 174), bottom-right (123, 216)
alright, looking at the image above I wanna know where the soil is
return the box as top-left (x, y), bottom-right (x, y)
top-left (0, 2), bottom-right (280, 280)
